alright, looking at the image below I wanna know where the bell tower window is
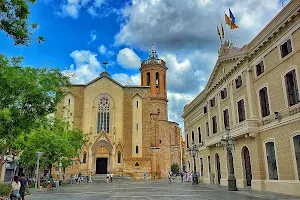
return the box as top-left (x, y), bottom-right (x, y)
top-left (156, 72), bottom-right (159, 88)
top-left (97, 95), bottom-right (110, 133)
top-left (147, 72), bottom-right (150, 86)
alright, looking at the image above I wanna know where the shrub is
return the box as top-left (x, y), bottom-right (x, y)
top-left (0, 184), bottom-right (11, 196)
top-left (171, 163), bottom-right (180, 175)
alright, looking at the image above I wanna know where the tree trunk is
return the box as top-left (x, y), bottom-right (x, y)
top-left (49, 164), bottom-right (52, 175)
top-left (0, 147), bottom-right (8, 181)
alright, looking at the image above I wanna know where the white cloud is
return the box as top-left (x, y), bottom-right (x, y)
top-left (117, 48), bottom-right (141, 69)
top-left (87, 6), bottom-right (97, 16)
top-left (62, 50), bottom-right (102, 84)
top-left (60, 0), bottom-right (81, 18)
top-left (88, 30), bottom-right (97, 44)
top-left (98, 44), bottom-right (107, 55)
top-left (112, 73), bottom-right (140, 85)
top-left (94, 0), bottom-right (105, 7)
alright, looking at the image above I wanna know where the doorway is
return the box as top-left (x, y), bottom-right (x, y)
top-left (96, 158), bottom-right (108, 174)
top-left (215, 153), bottom-right (221, 185)
top-left (242, 147), bottom-right (252, 186)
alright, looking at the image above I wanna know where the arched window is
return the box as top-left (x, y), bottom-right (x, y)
top-left (265, 141), bottom-right (278, 180)
top-left (97, 95), bottom-right (110, 133)
top-left (147, 72), bottom-right (150, 86)
top-left (82, 152), bottom-right (87, 163)
top-left (156, 72), bottom-right (159, 88)
top-left (191, 131), bottom-right (194, 142)
top-left (117, 151), bottom-right (121, 163)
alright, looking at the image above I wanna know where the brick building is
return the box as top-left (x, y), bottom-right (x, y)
top-left (182, 0), bottom-right (300, 196)
top-left (56, 45), bottom-right (181, 179)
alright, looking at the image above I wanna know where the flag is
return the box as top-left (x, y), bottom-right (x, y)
top-left (225, 13), bottom-right (239, 29)
top-left (217, 26), bottom-right (222, 43)
top-left (221, 23), bottom-right (225, 38)
top-left (229, 8), bottom-right (235, 24)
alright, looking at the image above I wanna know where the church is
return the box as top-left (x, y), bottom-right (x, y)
top-left (56, 45), bottom-right (181, 179)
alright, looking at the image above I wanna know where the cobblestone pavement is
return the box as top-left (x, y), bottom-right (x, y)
top-left (27, 179), bottom-right (300, 200)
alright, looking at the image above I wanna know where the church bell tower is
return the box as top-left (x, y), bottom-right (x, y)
top-left (140, 44), bottom-right (168, 120)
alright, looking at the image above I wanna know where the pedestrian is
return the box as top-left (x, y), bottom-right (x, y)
top-left (89, 173), bottom-right (92, 183)
top-left (180, 172), bottom-right (183, 182)
top-left (8, 176), bottom-right (21, 200)
top-left (19, 173), bottom-right (28, 200)
top-left (168, 171), bottom-right (172, 183)
top-left (110, 172), bottom-right (113, 182)
top-left (106, 172), bottom-right (110, 183)
top-left (143, 171), bottom-right (147, 180)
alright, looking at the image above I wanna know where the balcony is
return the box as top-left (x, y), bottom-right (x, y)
top-left (205, 119), bottom-right (259, 147)
top-left (262, 103), bottom-right (300, 126)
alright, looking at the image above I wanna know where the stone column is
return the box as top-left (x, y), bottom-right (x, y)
top-left (217, 93), bottom-right (223, 132)
top-left (207, 100), bottom-right (212, 136)
top-left (245, 67), bottom-right (258, 119)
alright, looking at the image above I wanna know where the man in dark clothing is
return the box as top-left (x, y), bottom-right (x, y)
top-left (19, 173), bottom-right (28, 200)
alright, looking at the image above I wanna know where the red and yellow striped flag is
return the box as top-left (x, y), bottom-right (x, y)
top-left (225, 14), bottom-right (238, 29)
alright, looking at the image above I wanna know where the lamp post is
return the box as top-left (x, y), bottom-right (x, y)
top-left (59, 156), bottom-right (62, 185)
top-left (221, 127), bottom-right (238, 191)
top-left (35, 152), bottom-right (43, 193)
top-left (188, 141), bottom-right (201, 184)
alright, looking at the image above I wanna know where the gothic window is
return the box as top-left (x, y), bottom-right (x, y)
top-left (118, 151), bottom-right (121, 163)
top-left (281, 39), bottom-right (292, 58)
top-left (285, 70), bottom-right (299, 106)
top-left (256, 61), bottom-right (264, 76)
top-left (212, 116), bottom-right (217, 134)
top-left (136, 101), bottom-right (139, 108)
top-left (68, 99), bottom-right (71, 106)
top-left (198, 127), bottom-right (201, 143)
top-left (223, 109), bottom-right (230, 128)
top-left (237, 99), bottom-right (246, 122)
top-left (265, 141), bottom-right (278, 180)
top-left (82, 152), bottom-right (87, 164)
top-left (235, 76), bottom-right (243, 89)
top-left (293, 135), bottom-right (300, 180)
top-left (147, 72), bottom-right (150, 86)
top-left (97, 95), bottom-right (110, 133)
top-left (259, 87), bottom-right (270, 117)
top-left (136, 146), bottom-right (139, 154)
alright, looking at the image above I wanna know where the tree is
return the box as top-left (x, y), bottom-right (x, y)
top-left (17, 117), bottom-right (87, 174)
top-left (0, 0), bottom-right (43, 45)
top-left (0, 55), bottom-right (70, 178)
top-left (171, 163), bottom-right (180, 175)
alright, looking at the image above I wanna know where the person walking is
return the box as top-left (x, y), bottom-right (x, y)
top-left (143, 171), bottom-right (147, 180)
top-left (180, 172), bottom-right (183, 182)
top-left (168, 172), bottom-right (172, 183)
top-left (110, 172), bottom-right (113, 182)
top-left (106, 172), bottom-right (110, 183)
top-left (9, 176), bottom-right (21, 200)
top-left (19, 173), bottom-right (28, 200)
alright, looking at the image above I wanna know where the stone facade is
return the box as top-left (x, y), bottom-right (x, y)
top-left (182, 0), bottom-right (300, 196)
top-left (54, 46), bottom-right (181, 179)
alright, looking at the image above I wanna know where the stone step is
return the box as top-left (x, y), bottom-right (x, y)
top-left (92, 174), bottom-right (133, 181)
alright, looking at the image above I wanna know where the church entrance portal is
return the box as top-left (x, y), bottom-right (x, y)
top-left (96, 158), bottom-right (108, 174)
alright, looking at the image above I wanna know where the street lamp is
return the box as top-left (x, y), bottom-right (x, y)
top-left (59, 156), bottom-right (62, 185)
top-left (188, 141), bottom-right (202, 184)
top-left (221, 127), bottom-right (238, 191)
top-left (35, 152), bottom-right (43, 193)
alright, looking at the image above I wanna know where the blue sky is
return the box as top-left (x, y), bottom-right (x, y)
top-left (0, 0), bottom-right (289, 131)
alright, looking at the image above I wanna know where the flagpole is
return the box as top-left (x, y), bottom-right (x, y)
top-left (223, 11), bottom-right (227, 44)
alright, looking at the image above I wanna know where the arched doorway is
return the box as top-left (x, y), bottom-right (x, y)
top-left (215, 153), bottom-right (221, 184)
top-left (242, 146), bottom-right (252, 186)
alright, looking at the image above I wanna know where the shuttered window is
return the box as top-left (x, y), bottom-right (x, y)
top-left (256, 61), bottom-right (264, 76)
top-left (198, 127), bottom-right (202, 143)
top-left (192, 131), bottom-right (195, 142)
top-left (210, 98), bottom-right (216, 107)
top-left (206, 122), bottom-right (209, 137)
top-left (223, 109), bottom-right (230, 128)
top-left (280, 39), bottom-right (292, 58)
top-left (259, 87), bottom-right (270, 117)
top-left (235, 76), bottom-right (243, 89)
top-left (285, 70), bottom-right (299, 106)
top-left (221, 88), bottom-right (227, 99)
top-left (212, 116), bottom-right (217, 134)
top-left (237, 99), bottom-right (246, 122)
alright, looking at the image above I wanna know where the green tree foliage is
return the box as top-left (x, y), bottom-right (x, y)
top-left (18, 117), bottom-right (87, 172)
top-left (0, 0), bottom-right (44, 45)
top-left (171, 163), bottom-right (180, 175)
top-left (0, 54), bottom-right (70, 175)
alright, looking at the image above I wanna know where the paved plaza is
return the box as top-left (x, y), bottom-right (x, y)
top-left (26, 178), bottom-right (300, 200)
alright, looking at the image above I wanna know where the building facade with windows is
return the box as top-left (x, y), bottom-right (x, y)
top-left (54, 45), bottom-right (181, 179)
top-left (182, 0), bottom-right (300, 196)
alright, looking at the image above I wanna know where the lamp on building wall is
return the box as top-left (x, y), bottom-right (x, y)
top-left (221, 128), bottom-right (238, 191)
top-left (187, 141), bottom-right (202, 185)
top-left (274, 112), bottom-right (280, 120)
